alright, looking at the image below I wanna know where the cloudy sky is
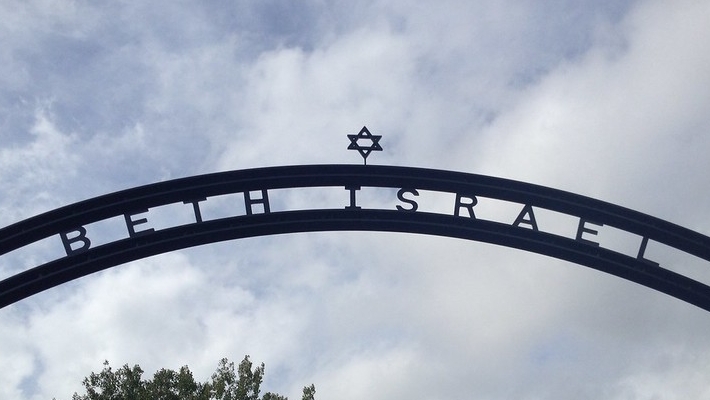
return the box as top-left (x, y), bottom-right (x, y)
top-left (2, 0), bottom-right (710, 399)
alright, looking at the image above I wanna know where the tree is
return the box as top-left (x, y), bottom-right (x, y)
top-left (68, 356), bottom-right (314, 400)
top-left (301, 384), bottom-right (316, 400)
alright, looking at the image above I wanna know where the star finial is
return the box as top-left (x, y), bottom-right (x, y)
top-left (347, 126), bottom-right (382, 165)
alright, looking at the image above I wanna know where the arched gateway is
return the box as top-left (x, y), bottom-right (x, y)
top-left (2, 164), bottom-right (710, 311)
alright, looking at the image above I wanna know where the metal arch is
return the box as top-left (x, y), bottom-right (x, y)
top-left (2, 164), bottom-right (710, 310)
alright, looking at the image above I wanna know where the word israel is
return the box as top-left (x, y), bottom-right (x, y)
top-left (59, 185), bottom-right (659, 266)
top-left (4, 165), bottom-right (710, 311)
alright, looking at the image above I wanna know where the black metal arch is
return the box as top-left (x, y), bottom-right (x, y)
top-left (2, 165), bottom-right (710, 311)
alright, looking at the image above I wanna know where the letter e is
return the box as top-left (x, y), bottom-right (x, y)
top-left (125, 209), bottom-right (155, 237)
top-left (576, 218), bottom-right (602, 247)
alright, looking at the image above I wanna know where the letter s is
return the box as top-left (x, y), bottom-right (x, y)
top-left (396, 188), bottom-right (419, 212)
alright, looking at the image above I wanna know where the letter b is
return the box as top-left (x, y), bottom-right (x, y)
top-left (60, 226), bottom-right (91, 255)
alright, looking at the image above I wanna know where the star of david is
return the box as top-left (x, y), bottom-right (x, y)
top-left (347, 126), bottom-right (382, 165)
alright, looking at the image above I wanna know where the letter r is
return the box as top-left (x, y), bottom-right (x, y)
top-left (454, 194), bottom-right (478, 218)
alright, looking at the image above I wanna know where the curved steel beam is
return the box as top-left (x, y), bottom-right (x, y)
top-left (1, 165), bottom-right (710, 310)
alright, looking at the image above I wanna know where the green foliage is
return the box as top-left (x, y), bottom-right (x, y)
top-left (69, 356), bottom-right (314, 400)
top-left (301, 384), bottom-right (316, 400)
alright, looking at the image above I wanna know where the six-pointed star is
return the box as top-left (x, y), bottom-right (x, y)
top-left (347, 126), bottom-right (382, 164)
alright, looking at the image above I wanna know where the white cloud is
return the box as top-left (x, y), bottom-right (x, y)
top-left (0, 108), bottom-right (80, 225)
top-left (477, 0), bottom-right (710, 211)
top-left (2, 1), bottom-right (710, 399)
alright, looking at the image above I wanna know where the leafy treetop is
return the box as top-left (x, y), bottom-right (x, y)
top-left (67, 356), bottom-right (315, 400)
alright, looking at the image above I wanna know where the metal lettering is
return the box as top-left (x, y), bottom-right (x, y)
top-left (244, 190), bottom-right (271, 215)
top-left (454, 194), bottom-right (478, 218)
top-left (184, 198), bottom-right (207, 223)
top-left (513, 204), bottom-right (539, 231)
top-left (396, 188), bottom-right (419, 212)
top-left (576, 218), bottom-right (602, 247)
top-left (345, 186), bottom-right (361, 210)
top-left (124, 209), bottom-right (155, 237)
top-left (637, 236), bottom-right (659, 266)
top-left (60, 226), bottom-right (91, 255)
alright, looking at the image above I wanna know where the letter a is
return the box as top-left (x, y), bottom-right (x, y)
top-left (513, 204), bottom-right (539, 231)
top-left (60, 226), bottom-right (91, 256)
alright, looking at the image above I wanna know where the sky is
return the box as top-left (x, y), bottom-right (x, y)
top-left (1, 0), bottom-right (710, 399)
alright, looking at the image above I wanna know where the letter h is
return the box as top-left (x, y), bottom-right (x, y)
top-left (244, 190), bottom-right (271, 215)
